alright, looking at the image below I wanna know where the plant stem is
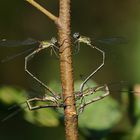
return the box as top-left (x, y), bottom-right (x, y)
top-left (58, 0), bottom-right (78, 139)
top-left (26, 0), bottom-right (58, 22)
top-left (26, 0), bottom-right (78, 139)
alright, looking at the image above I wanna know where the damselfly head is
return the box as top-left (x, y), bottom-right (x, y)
top-left (55, 94), bottom-right (61, 100)
top-left (73, 32), bottom-right (80, 39)
top-left (51, 37), bottom-right (58, 45)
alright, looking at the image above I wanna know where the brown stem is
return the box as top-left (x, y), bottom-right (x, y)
top-left (26, 0), bottom-right (58, 22)
top-left (26, 0), bottom-right (78, 139)
top-left (57, 0), bottom-right (78, 139)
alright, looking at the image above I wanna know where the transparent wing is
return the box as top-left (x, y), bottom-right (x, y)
top-left (1, 102), bottom-right (27, 122)
top-left (95, 37), bottom-right (128, 45)
top-left (78, 75), bottom-right (136, 95)
top-left (0, 38), bottom-right (38, 47)
top-left (1, 47), bottom-right (35, 63)
top-left (90, 81), bottom-right (136, 94)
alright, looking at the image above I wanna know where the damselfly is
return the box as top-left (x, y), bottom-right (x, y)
top-left (73, 33), bottom-right (127, 104)
top-left (73, 32), bottom-right (105, 103)
top-left (76, 84), bottom-right (109, 113)
top-left (0, 37), bottom-right (60, 99)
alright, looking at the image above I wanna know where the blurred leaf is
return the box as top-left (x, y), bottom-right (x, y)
top-left (74, 79), bottom-right (97, 91)
top-left (49, 80), bottom-right (62, 95)
top-left (78, 96), bottom-right (122, 130)
top-left (131, 119), bottom-right (140, 140)
top-left (24, 108), bottom-right (60, 127)
top-left (134, 96), bottom-right (140, 118)
top-left (0, 86), bottom-right (27, 104)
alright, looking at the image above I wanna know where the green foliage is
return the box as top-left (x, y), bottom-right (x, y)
top-left (24, 108), bottom-right (60, 127)
top-left (0, 86), bottom-right (27, 104)
top-left (78, 96), bottom-right (122, 130)
top-left (134, 96), bottom-right (140, 118)
top-left (131, 119), bottom-right (140, 140)
top-left (1, 81), bottom-right (140, 139)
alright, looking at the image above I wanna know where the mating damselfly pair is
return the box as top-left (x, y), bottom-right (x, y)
top-left (0, 33), bottom-right (127, 94)
top-left (0, 33), bottom-right (131, 121)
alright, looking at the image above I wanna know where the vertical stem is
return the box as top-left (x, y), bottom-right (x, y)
top-left (57, 0), bottom-right (78, 140)
top-left (25, 0), bottom-right (78, 139)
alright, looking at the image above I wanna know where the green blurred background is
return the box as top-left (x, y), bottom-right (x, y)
top-left (0, 0), bottom-right (140, 140)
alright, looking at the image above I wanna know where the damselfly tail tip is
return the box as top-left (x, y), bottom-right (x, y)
top-left (1, 117), bottom-right (8, 123)
top-left (1, 58), bottom-right (8, 63)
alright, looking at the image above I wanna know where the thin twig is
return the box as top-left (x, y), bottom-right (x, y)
top-left (26, 0), bottom-right (58, 22)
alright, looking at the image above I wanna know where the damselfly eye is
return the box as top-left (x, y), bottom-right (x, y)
top-left (51, 37), bottom-right (58, 44)
top-left (55, 94), bottom-right (61, 100)
top-left (73, 32), bottom-right (80, 39)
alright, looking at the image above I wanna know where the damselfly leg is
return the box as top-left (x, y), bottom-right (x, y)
top-left (77, 84), bottom-right (109, 113)
top-left (26, 94), bottom-right (63, 110)
top-left (73, 33), bottom-right (105, 104)
top-left (74, 84), bottom-right (109, 113)
top-left (75, 80), bottom-right (140, 114)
